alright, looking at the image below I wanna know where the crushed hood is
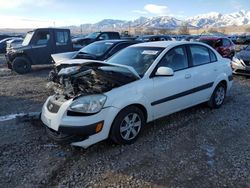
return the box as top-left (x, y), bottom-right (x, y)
top-left (48, 61), bottom-right (140, 98)
top-left (52, 51), bottom-right (78, 65)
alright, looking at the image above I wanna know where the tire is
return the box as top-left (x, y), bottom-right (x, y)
top-left (45, 126), bottom-right (75, 144)
top-left (110, 106), bottom-right (145, 145)
top-left (208, 83), bottom-right (226, 109)
top-left (12, 57), bottom-right (31, 74)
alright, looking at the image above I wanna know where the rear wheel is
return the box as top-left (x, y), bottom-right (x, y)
top-left (110, 106), bottom-right (145, 145)
top-left (208, 83), bottom-right (226, 108)
top-left (12, 57), bottom-right (31, 74)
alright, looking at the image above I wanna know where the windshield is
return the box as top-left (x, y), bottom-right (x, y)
top-left (22, 31), bottom-right (34, 46)
top-left (106, 46), bottom-right (164, 76)
top-left (86, 32), bottom-right (101, 39)
top-left (76, 41), bottom-right (114, 58)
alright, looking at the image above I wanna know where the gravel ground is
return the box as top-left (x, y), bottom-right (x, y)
top-left (0, 65), bottom-right (249, 187)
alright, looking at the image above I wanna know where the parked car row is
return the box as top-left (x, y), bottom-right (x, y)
top-left (4, 27), bottom-right (250, 78)
top-left (0, 37), bottom-right (23, 53)
top-left (228, 34), bottom-right (250, 45)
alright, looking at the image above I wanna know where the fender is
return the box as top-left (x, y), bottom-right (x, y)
top-left (104, 80), bottom-right (153, 122)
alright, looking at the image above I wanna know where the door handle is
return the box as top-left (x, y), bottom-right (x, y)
top-left (185, 74), bottom-right (191, 79)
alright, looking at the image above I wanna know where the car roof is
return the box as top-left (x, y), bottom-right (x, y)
top-left (93, 39), bottom-right (139, 44)
top-left (131, 41), bottom-right (202, 48)
top-left (199, 36), bottom-right (226, 40)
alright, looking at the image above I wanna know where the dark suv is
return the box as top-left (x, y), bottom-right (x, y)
top-left (199, 37), bottom-right (235, 59)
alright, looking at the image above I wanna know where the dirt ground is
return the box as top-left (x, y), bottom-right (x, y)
top-left (0, 59), bottom-right (250, 187)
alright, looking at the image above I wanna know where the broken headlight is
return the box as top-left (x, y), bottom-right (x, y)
top-left (232, 56), bottom-right (244, 66)
top-left (58, 66), bottom-right (81, 76)
top-left (69, 94), bottom-right (107, 114)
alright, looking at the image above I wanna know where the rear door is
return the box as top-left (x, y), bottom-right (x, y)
top-left (187, 44), bottom-right (219, 103)
top-left (150, 45), bottom-right (195, 119)
top-left (54, 30), bottom-right (73, 53)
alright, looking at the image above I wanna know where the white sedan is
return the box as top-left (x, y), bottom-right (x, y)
top-left (41, 41), bottom-right (233, 148)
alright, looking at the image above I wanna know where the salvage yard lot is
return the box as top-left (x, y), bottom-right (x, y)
top-left (0, 66), bottom-right (250, 187)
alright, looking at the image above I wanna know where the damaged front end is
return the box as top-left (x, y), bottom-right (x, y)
top-left (43, 62), bottom-right (140, 144)
top-left (47, 62), bottom-right (138, 99)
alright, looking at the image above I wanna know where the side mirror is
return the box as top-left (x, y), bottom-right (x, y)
top-left (155, 67), bottom-right (174, 76)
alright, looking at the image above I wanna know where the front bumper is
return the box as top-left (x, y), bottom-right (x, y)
top-left (41, 96), bottom-right (120, 148)
top-left (232, 61), bottom-right (250, 76)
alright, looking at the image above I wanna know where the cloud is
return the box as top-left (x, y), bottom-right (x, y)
top-left (132, 4), bottom-right (169, 16)
top-left (144, 4), bottom-right (169, 15)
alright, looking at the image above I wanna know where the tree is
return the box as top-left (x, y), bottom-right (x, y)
top-left (219, 27), bottom-right (226, 34)
top-left (178, 23), bottom-right (190, 35)
top-left (208, 27), bottom-right (219, 34)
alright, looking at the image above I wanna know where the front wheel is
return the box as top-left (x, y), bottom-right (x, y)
top-left (12, 57), bottom-right (31, 74)
top-left (208, 83), bottom-right (226, 108)
top-left (110, 106), bottom-right (145, 145)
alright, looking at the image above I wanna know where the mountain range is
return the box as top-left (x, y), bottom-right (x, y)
top-left (77, 10), bottom-right (250, 32)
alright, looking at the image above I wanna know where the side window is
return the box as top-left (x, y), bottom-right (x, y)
top-left (158, 46), bottom-right (188, 71)
top-left (209, 49), bottom-right (217, 62)
top-left (56, 31), bottom-right (69, 46)
top-left (190, 45), bottom-right (211, 66)
top-left (214, 39), bottom-right (222, 48)
top-left (35, 31), bottom-right (50, 45)
top-left (99, 33), bottom-right (109, 40)
top-left (223, 39), bottom-right (230, 46)
top-left (110, 33), bottom-right (118, 39)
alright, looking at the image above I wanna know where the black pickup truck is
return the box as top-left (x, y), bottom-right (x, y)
top-left (6, 28), bottom-right (74, 74)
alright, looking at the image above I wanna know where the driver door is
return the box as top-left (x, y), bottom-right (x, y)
top-left (30, 30), bottom-right (52, 64)
top-left (149, 45), bottom-right (194, 119)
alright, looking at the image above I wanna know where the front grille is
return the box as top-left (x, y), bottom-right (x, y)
top-left (235, 69), bottom-right (250, 74)
top-left (47, 99), bottom-right (61, 113)
top-left (244, 61), bottom-right (250, 66)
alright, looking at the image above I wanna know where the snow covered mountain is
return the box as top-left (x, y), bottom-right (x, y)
top-left (78, 10), bottom-right (250, 31)
top-left (187, 10), bottom-right (250, 28)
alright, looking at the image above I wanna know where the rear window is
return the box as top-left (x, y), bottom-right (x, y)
top-left (190, 45), bottom-right (210, 66)
top-left (209, 49), bottom-right (217, 62)
top-left (56, 31), bottom-right (69, 45)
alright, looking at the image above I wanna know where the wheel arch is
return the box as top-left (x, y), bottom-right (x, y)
top-left (218, 80), bottom-right (227, 90)
top-left (12, 53), bottom-right (33, 65)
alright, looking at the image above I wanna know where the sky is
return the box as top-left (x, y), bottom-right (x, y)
top-left (0, 0), bottom-right (249, 28)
